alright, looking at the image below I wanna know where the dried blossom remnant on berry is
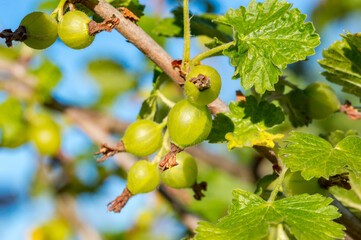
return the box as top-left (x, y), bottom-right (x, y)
top-left (192, 181), bottom-right (207, 200)
top-left (159, 143), bottom-right (183, 171)
top-left (0, 26), bottom-right (27, 47)
top-left (94, 141), bottom-right (125, 162)
top-left (108, 187), bottom-right (133, 213)
top-left (188, 74), bottom-right (211, 91)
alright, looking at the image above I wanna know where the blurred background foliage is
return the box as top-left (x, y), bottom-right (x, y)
top-left (0, 0), bottom-right (361, 239)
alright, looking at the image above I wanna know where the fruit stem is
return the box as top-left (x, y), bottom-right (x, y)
top-left (189, 41), bottom-right (235, 67)
top-left (159, 116), bottom-right (168, 129)
top-left (156, 90), bottom-right (175, 108)
top-left (278, 77), bottom-right (298, 90)
top-left (52, 0), bottom-right (67, 20)
top-left (267, 165), bottom-right (288, 203)
top-left (152, 129), bottom-right (170, 164)
top-left (181, 0), bottom-right (191, 72)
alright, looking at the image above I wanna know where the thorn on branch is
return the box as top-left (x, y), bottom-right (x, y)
top-left (188, 74), bottom-right (211, 91)
top-left (107, 187), bottom-right (133, 213)
top-left (158, 143), bottom-right (183, 171)
top-left (88, 16), bottom-right (120, 36)
top-left (0, 26), bottom-right (27, 47)
top-left (117, 7), bottom-right (139, 23)
top-left (319, 173), bottom-right (351, 190)
top-left (94, 141), bottom-right (125, 163)
top-left (192, 181), bottom-right (207, 200)
top-left (340, 101), bottom-right (361, 120)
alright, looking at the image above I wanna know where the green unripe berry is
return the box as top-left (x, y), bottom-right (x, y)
top-left (123, 120), bottom-right (163, 157)
top-left (167, 99), bottom-right (212, 148)
top-left (20, 12), bottom-right (58, 50)
top-left (28, 115), bottom-right (61, 156)
top-left (161, 152), bottom-right (197, 189)
top-left (58, 10), bottom-right (94, 49)
top-left (282, 171), bottom-right (328, 197)
top-left (127, 160), bottom-right (160, 195)
top-left (304, 82), bottom-right (340, 119)
top-left (185, 65), bottom-right (222, 105)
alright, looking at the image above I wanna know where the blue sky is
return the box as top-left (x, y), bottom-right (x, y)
top-left (1, 0), bottom-right (360, 239)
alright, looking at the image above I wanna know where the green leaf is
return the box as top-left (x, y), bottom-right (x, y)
top-left (31, 59), bottom-right (62, 103)
top-left (217, 0), bottom-right (320, 93)
top-left (280, 132), bottom-right (361, 180)
top-left (208, 99), bottom-right (284, 148)
top-left (107, 0), bottom-right (145, 18)
top-left (207, 113), bottom-right (235, 143)
top-left (152, 8), bottom-right (232, 43)
top-left (137, 95), bottom-right (158, 121)
top-left (241, 95), bottom-right (284, 128)
top-left (324, 129), bottom-right (359, 147)
top-left (87, 59), bottom-right (137, 106)
top-left (195, 189), bottom-right (344, 240)
top-left (318, 32), bottom-right (361, 98)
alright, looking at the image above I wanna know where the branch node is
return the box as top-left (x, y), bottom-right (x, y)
top-left (0, 26), bottom-right (27, 47)
top-left (188, 74), bottom-right (211, 91)
top-left (107, 187), bottom-right (133, 213)
top-left (94, 140), bottom-right (125, 162)
top-left (171, 59), bottom-right (186, 82)
top-left (192, 181), bottom-right (207, 200)
top-left (158, 143), bottom-right (183, 171)
top-left (117, 7), bottom-right (139, 23)
top-left (88, 16), bottom-right (120, 36)
top-left (340, 100), bottom-right (361, 120)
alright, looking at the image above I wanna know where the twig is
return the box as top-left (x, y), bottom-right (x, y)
top-left (76, 0), bottom-right (228, 114)
top-left (330, 194), bottom-right (361, 240)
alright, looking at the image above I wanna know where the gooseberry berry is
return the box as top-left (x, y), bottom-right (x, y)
top-left (122, 119), bottom-right (163, 157)
top-left (20, 12), bottom-right (58, 49)
top-left (304, 82), bottom-right (340, 119)
top-left (58, 10), bottom-right (94, 49)
top-left (28, 115), bottom-right (61, 156)
top-left (127, 160), bottom-right (160, 195)
top-left (185, 65), bottom-right (221, 105)
top-left (167, 99), bottom-right (212, 148)
top-left (161, 152), bottom-right (197, 189)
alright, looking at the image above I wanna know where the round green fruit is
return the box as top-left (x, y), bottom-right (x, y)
top-left (161, 152), bottom-right (197, 189)
top-left (185, 65), bottom-right (221, 105)
top-left (167, 99), bottom-right (212, 148)
top-left (58, 10), bottom-right (94, 49)
top-left (29, 115), bottom-right (61, 156)
top-left (123, 119), bottom-right (163, 157)
top-left (0, 121), bottom-right (28, 148)
top-left (282, 171), bottom-right (328, 197)
top-left (20, 12), bottom-right (58, 50)
top-left (127, 160), bottom-right (160, 195)
top-left (304, 82), bottom-right (340, 119)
